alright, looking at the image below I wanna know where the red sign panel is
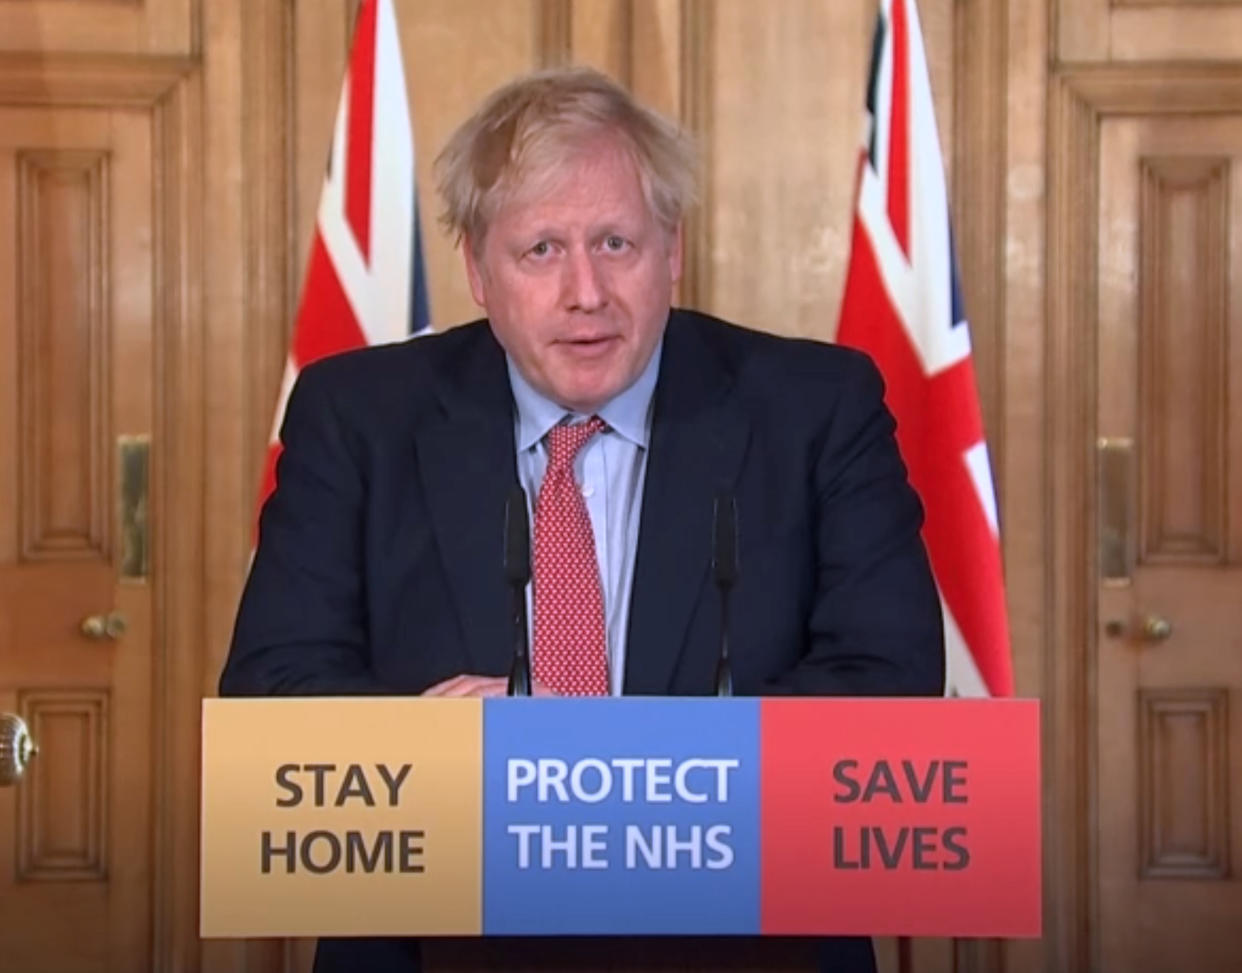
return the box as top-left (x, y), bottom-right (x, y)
top-left (760, 699), bottom-right (1040, 937)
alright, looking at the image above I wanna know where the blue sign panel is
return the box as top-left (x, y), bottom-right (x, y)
top-left (482, 698), bottom-right (761, 934)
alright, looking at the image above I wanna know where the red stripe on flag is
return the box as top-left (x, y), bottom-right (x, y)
top-left (292, 232), bottom-right (369, 367)
top-left (345, 0), bottom-right (378, 262)
top-left (887, 0), bottom-right (910, 257)
top-left (838, 221), bottom-right (1013, 695)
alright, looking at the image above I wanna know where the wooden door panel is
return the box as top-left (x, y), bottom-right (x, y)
top-left (1096, 114), bottom-right (1242, 973)
top-left (0, 99), bottom-right (154, 973)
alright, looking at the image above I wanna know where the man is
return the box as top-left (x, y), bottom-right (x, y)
top-left (222, 66), bottom-right (943, 972)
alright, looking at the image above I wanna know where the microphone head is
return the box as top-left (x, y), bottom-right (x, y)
top-left (712, 492), bottom-right (739, 588)
top-left (504, 485), bottom-right (531, 586)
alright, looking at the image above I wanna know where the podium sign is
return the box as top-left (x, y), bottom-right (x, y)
top-left (201, 697), bottom-right (1040, 938)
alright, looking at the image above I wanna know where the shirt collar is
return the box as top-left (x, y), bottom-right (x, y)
top-left (508, 339), bottom-right (662, 452)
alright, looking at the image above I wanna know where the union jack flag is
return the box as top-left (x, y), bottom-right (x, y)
top-left (256, 0), bottom-right (431, 522)
top-left (836, 0), bottom-right (1013, 696)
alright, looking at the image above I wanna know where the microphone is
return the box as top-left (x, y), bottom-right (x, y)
top-left (712, 492), bottom-right (738, 697)
top-left (504, 485), bottom-right (532, 696)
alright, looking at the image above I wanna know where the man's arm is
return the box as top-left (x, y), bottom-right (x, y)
top-left (219, 364), bottom-right (391, 696)
top-left (763, 353), bottom-right (945, 697)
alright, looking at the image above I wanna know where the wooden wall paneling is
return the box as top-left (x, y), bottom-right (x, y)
top-left (139, 57), bottom-right (205, 973)
top-left (0, 0), bottom-right (197, 57)
top-left (1110, 4), bottom-right (1242, 61)
top-left (199, 0), bottom-right (246, 735)
top-left (400, 0), bottom-right (541, 329)
top-left (241, 0), bottom-right (295, 573)
top-left (948, 6), bottom-right (1012, 970)
top-left (198, 0), bottom-right (295, 709)
top-left (1056, 0), bottom-right (1242, 62)
top-left (677, 0), bottom-right (712, 313)
top-left (538, 0), bottom-right (573, 67)
top-left (292, 0), bottom-right (349, 297)
top-left (698, 0), bottom-right (871, 341)
top-left (569, 0), bottom-right (632, 84)
top-left (0, 52), bottom-right (198, 107)
top-left (629, 0), bottom-right (680, 122)
top-left (1055, 0), bottom-right (1111, 63)
top-left (919, 0), bottom-right (955, 181)
top-left (1045, 65), bottom-right (1099, 973)
top-left (953, 0), bottom-right (1007, 509)
top-left (1047, 62), bottom-right (1242, 973)
top-left (193, 5), bottom-right (292, 973)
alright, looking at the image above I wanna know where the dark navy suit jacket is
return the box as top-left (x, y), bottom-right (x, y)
top-left (220, 309), bottom-right (945, 971)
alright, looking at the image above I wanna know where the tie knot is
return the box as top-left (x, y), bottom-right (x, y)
top-left (546, 416), bottom-right (606, 471)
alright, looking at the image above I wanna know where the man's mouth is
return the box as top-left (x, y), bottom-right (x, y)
top-left (558, 335), bottom-right (619, 356)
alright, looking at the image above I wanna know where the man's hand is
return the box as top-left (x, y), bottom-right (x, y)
top-left (421, 674), bottom-right (558, 697)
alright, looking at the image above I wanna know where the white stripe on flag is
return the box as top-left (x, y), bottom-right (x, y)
top-left (943, 598), bottom-right (989, 698)
top-left (367, 0), bottom-right (414, 346)
top-left (268, 356), bottom-right (299, 445)
top-left (964, 442), bottom-right (999, 537)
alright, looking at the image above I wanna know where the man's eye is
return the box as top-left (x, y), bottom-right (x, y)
top-left (528, 241), bottom-right (551, 257)
top-left (604, 235), bottom-right (629, 252)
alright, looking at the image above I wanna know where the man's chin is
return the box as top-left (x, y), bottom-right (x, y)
top-left (549, 377), bottom-right (627, 415)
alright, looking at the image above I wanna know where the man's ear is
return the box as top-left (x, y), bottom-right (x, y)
top-left (463, 234), bottom-right (488, 309)
top-left (667, 222), bottom-right (684, 286)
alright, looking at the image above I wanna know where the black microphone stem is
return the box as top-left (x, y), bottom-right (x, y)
top-left (504, 486), bottom-right (532, 696)
top-left (713, 492), bottom-right (738, 697)
top-left (509, 582), bottom-right (531, 696)
top-left (715, 584), bottom-right (733, 697)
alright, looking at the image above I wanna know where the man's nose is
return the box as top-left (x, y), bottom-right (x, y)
top-left (562, 248), bottom-right (606, 312)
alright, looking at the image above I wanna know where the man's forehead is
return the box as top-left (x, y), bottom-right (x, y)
top-left (491, 156), bottom-right (652, 230)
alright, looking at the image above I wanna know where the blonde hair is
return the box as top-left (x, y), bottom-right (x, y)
top-left (434, 66), bottom-right (697, 248)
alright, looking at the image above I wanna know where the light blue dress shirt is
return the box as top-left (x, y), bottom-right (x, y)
top-left (507, 344), bottom-right (662, 696)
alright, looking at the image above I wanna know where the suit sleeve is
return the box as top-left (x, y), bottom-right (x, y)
top-left (219, 364), bottom-right (393, 696)
top-left (763, 354), bottom-right (945, 697)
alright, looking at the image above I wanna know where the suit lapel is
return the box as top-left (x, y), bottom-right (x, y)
top-left (415, 325), bottom-right (517, 678)
top-left (624, 313), bottom-right (749, 694)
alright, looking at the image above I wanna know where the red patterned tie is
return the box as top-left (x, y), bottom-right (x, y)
top-left (532, 416), bottom-right (609, 696)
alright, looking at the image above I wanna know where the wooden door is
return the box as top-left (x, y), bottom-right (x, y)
top-left (1096, 114), bottom-right (1242, 971)
top-left (0, 95), bottom-right (157, 973)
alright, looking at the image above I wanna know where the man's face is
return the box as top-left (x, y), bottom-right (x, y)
top-left (464, 136), bottom-right (682, 413)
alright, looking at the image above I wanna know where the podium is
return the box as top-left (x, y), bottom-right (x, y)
top-left (201, 697), bottom-right (1040, 956)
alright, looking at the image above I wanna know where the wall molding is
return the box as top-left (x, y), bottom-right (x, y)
top-left (953, 0), bottom-right (1009, 505)
top-left (538, 0), bottom-right (573, 68)
top-left (0, 53), bottom-right (196, 107)
top-left (677, 0), bottom-right (712, 311)
top-left (242, 0), bottom-right (295, 548)
top-left (149, 60), bottom-right (205, 973)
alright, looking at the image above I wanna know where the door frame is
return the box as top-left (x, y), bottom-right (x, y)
top-left (1046, 62), bottom-right (1242, 973)
top-left (0, 53), bottom-right (206, 972)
